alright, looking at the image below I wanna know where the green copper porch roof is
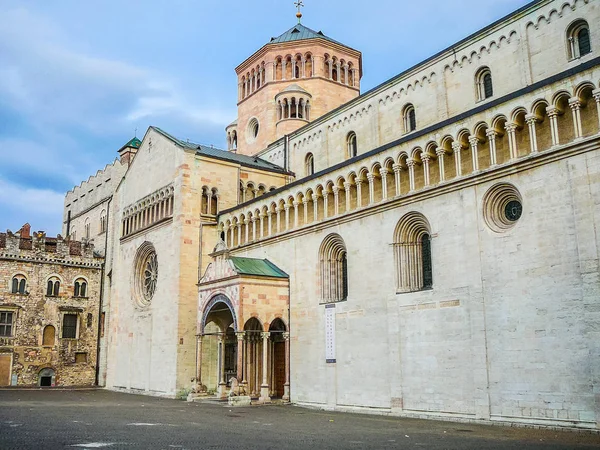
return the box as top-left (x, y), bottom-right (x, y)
top-left (269, 23), bottom-right (341, 45)
top-left (230, 257), bottom-right (289, 279)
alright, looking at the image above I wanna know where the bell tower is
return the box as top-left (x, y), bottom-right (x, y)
top-left (226, 3), bottom-right (362, 156)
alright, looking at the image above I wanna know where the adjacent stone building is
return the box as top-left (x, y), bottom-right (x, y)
top-left (0, 224), bottom-right (103, 387)
top-left (64, 0), bottom-right (600, 430)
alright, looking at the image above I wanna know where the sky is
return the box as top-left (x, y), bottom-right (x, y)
top-left (0, 0), bottom-right (530, 236)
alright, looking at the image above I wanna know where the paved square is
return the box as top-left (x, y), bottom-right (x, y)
top-left (1, 390), bottom-right (599, 449)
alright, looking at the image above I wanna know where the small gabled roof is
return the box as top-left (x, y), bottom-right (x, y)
top-left (150, 127), bottom-right (290, 175)
top-left (118, 137), bottom-right (142, 153)
top-left (269, 23), bottom-right (341, 45)
top-left (280, 83), bottom-right (310, 94)
top-left (230, 257), bottom-right (289, 279)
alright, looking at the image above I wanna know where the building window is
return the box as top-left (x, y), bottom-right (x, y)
top-left (567, 20), bottom-right (591, 60)
top-left (84, 218), bottom-right (90, 240)
top-left (46, 277), bottom-right (60, 297)
top-left (100, 210), bottom-right (107, 234)
top-left (394, 212), bottom-right (433, 293)
top-left (248, 118), bottom-right (260, 141)
top-left (42, 325), bottom-right (55, 346)
top-left (319, 233), bottom-right (348, 303)
top-left (74, 279), bottom-right (88, 298)
top-left (347, 132), bottom-right (357, 159)
top-left (75, 352), bottom-right (87, 364)
top-left (305, 153), bottom-right (315, 176)
top-left (483, 183), bottom-right (524, 233)
top-left (403, 104), bottom-right (416, 133)
top-left (11, 275), bottom-right (26, 294)
top-left (62, 314), bottom-right (78, 339)
top-left (134, 242), bottom-right (158, 307)
top-left (476, 67), bottom-right (493, 101)
top-left (0, 312), bottom-right (13, 337)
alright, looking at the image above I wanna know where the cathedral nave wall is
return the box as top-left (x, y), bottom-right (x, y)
top-left (226, 145), bottom-right (600, 427)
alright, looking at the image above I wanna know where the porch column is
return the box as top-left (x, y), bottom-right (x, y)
top-left (283, 332), bottom-right (290, 401)
top-left (569, 97), bottom-right (583, 139)
top-left (259, 332), bottom-right (271, 403)
top-left (251, 217), bottom-right (257, 242)
top-left (276, 209), bottom-right (281, 233)
top-left (284, 204), bottom-right (290, 231)
top-left (293, 201), bottom-right (300, 227)
top-left (267, 212), bottom-right (273, 236)
top-left (313, 195), bottom-right (319, 221)
top-left (244, 219), bottom-right (250, 244)
top-left (217, 334), bottom-right (227, 398)
top-left (436, 149), bottom-right (446, 182)
top-left (323, 193), bottom-right (329, 218)
top-left (196, 335), bottom-right (206, 392)
top-left (525, 114), bottom-right (539, 153)
top-left (237, 224), bottom-right (242, 247)
top-left (303, 199), bottom-right (310, 224)
top-left (486, 130), bottom-right (498, 166)
top-left (236, 332), bottom-right (245, 386)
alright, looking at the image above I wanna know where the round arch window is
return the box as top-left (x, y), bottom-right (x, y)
top-left (134, 242), bottom-right (158, 306)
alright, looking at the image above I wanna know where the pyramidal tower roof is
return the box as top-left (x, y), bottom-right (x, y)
top-left (269, 23), bottom-right (342, 46)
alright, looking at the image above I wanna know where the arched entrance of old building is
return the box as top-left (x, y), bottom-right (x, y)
top-left (269, 319), bottom-right (288, 399)
top-left (38, 368), bottom-right (55, 387)
top-left (198, 295), bottom-right (237, 397)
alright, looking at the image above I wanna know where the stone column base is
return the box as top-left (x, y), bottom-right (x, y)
top-left (217, 382), bottom-right (228, 399)
top-left (259, 385), bottom-right (271, 403)
top-left (282, 383), bottom-right (290, 402)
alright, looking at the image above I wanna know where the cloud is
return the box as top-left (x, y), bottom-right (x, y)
top-left (0, 178), bottom-right (65, 236)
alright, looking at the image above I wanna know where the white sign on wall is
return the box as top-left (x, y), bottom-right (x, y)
top-left (325, 304), bottom-right (336, 363)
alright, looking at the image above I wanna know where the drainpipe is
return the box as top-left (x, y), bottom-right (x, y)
top-left (95, 196), bottom-right (111, 386)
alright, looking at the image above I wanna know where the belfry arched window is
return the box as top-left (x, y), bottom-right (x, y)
top-left (46, 277), bottom-right (60, 297)
top-left (567, 20), bottom-right (592, 60)
top-left (476, 67), bottom-right (493, 101)
top-left (74, 278), bottom-right (87, 298)
top-left (394, 212), bottom-right (433, 292)
top-left (403, 104), bottom-right (416, 133)
top-left (347, 132), bottom-right (357, 159)
top-left (319, 233), bottom-right (348, 303)
top-left (305, 153), bottom-right (315, 176)
top-left (11, 275), bottom-right (26, 294)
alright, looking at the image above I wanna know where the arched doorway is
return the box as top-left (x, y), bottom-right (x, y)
top-left (269, 319), bottom-right (287, 399)
top-left (199, 295), bottom-right (237, 397)
top-left (38, 368), bottom-right (55, 387)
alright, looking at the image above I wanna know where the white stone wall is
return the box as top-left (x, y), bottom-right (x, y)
top-left (105, 130), bottom-right (186, 396)
top-left (231, 147), bottom-right (600, 428)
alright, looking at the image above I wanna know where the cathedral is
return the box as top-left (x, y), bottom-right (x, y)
top-left (62, 0), bottom-right (600, 429)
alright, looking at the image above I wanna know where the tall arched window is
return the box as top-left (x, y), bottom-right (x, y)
top-left (46, 277), bottom-right (60, 297)
top-left (403, 104), bottom-right (416, 133)
top-left (11, 275), bottom-right (26, 294)
top-left (74, 278), bottom-right (87, 298)
top-left (319, 233), bottom-right (348, 303)
top-left (305, 153), bottom-right (315, 176)
top-left (100, 210), bottom-right (107, 233)
top-left (476, 67), bottom-right (493, 101)
top-left (567, 20), bottom-right (592, 59)
top-left (347, 132), bottom-right (357, 159)
top-left (84, 218), bottom-right (90, 239)
top-left (394, 212), bottom-right (433, 292)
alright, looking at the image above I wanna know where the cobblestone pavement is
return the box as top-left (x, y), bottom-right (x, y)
top-left (1, 390), bottom-right (599, 449)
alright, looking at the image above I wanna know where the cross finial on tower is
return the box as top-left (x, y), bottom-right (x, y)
top-left (294, 0), bottom-right (304, 23)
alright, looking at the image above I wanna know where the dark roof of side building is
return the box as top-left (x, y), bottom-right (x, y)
top-left (150, 127), bottom-right (291, 175)
top-left (269, 23), bottom-right (342, 45)
top-left (230, 257), bottom-right (289, 279)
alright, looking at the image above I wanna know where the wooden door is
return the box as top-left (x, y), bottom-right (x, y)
top-left (273, 342), bottom-right (285, 398)
top-left (0, 353), bottom-right (12, 386)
